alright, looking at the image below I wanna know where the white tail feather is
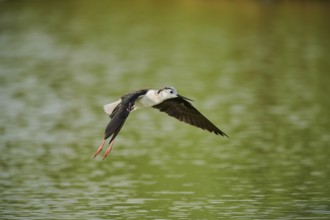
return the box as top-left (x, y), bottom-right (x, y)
top-left (103, 100), bottom-right (121, 115)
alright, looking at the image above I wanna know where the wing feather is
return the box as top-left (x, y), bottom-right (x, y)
top-left (103, 89), bottom-right (148, 141)
top-left (104, 104), bottom-right (131, 140)
top-left (153, 97), bottom-right (228, 137)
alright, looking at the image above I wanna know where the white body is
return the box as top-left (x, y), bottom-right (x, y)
top-left (103, 88), bottom-right (177, 115)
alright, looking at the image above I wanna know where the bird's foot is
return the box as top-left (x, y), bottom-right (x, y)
top-left (103, 140), bottom-right (115, 160)
top-left (93, 139), bottom-right (106, 159)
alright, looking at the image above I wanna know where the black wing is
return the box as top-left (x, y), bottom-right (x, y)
top-left (153, 97), bottom-right (228, 137)
top-left (104, 102), bottom-right (132, 141)
top-left (104, 89), bottom-right (148, 141)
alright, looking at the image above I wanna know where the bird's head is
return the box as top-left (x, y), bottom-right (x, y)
top-left (158, 86), bottom-right (193, 101)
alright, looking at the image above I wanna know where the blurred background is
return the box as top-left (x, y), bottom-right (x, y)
top-left (1, 0), bottom-right (330, 219)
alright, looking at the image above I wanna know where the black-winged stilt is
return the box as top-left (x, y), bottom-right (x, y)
top-left (94, 86), bottom-right (228, 159)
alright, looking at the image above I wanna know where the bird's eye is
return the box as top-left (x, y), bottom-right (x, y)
top-left (170, 90), bottom-right (173, 94)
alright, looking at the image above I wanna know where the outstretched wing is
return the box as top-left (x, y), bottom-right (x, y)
top-left (152, 97), bottom-right (228, 137)
top-left (104, 103), bottom-right (132, 141)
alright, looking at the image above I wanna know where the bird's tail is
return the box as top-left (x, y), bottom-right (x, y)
top-left (103, 99), bottom-right (121, 115)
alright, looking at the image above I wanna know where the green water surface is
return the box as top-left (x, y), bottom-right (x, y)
top-left (1, 1), bottom-right (330, 219)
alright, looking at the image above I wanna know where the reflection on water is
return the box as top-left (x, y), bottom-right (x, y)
top-left (1, 1), bottom-right (330, 219)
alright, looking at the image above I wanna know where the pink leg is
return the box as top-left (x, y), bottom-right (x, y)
top-left (93, 139), bottom-right (106, 159)
top-left (103, 140), bottom-right (115, 160)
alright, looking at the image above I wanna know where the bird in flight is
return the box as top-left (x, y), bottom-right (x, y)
top-left (93, 86), bottom-right (228, 160)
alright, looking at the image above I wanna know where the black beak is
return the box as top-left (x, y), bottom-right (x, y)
top-left (177, 94), bottom-right (194, 102)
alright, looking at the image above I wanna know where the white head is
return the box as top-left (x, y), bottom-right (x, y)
top-left (158, 86), bottom-right (177, 99)
top-left (157, 86), bottom-right (193, 101)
